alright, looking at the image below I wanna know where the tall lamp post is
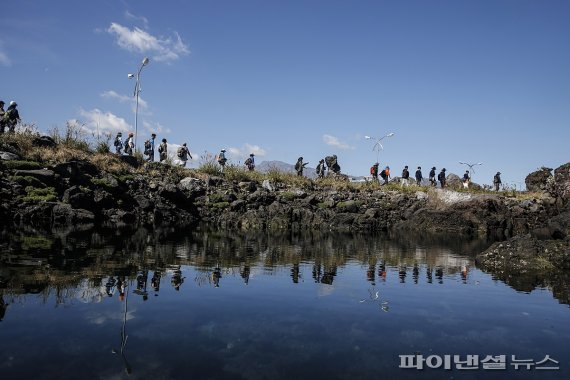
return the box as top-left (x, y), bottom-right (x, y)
top-left (365, 132), bottom-right (395, 163)
top-left (128, 57), bottom-right (150, 153)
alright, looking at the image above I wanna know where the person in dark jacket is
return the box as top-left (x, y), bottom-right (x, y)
top-left (295, 157), bottom-right (307, 176)
top-left (415, 166), bottom-right (423, 186)
top-left (0, 101), bottom-right (6, 134)
top-left (380, 166), bottom-right (390, 185)
top-left (401, 165), bottom-right (410, 187)
top-left (370, 162), bottom-right (379, 182)
top-left (493, 172), bottom-right (502, 191)
top-left (463, 170), bottom-right (470, 188)
top-left (429, 167), bottom-right (437, 187)
top-left (438, 168), bottom-right (447, 188)
top-left (316, 159), bottom-right (326, 178)
top-left (158, 138), bottom-right (168, 162)
top-left (4, 101), bottom-right (20, 133)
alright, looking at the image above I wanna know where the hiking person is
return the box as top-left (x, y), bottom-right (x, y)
top-left (158, 138), bottom-right (168, 162)
top-left (429, 167), bottom-right (437, 187)
top-left (380, 166), bottom-right (390, 185)
top-left (217, 149), bottom-right (227, 172)
top-left (493, 172), bottom-right (502, 191)
top-left (4, 101), bottom-right (20, 133)
top-left (144, 133), bottom-right (156, 161)
top-left (124, 132), bottom-right (134, 155)
top-left (316, 159), bottom-right (326, 178)
top-left (401, 165), bottom-right (410, 187)
top-left (114, 132), bottom-right (123, 154)
top-left (370, 162), bottom-right (379, 182)
top-left (463, 170), bottom-right (471, 189)
top-left (295, 157), bottom-right (307, 176)
top-left (415, 166), bottom-right (423, 186)
top-left (0, 101), bottom-right (6, 134)
top-left (438, 168), bottom-right (447, 188)
top-left (244, 153), bottom-right (255, 171)
top-left (177, 143), bottom-right (193, 167)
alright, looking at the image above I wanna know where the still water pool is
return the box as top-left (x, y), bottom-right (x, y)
top-left (0, 227), bottom-right (568, 380)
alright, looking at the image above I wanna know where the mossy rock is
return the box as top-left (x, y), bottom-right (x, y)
top-left (2, 160), bottom-right (43, 170)
top-left (11, 175), bottom-right (46, 188)
top-left (91, 177), bottom-right (118, 192)
top-left (22, 187), bottom-right (58, 203)
top-left (211, 201), bottom-right (230, 209)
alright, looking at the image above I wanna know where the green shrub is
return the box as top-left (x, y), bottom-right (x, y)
top-left (2, 160), bottom-right (43, 170)
top-left (22, 187), bottom-right (57, 203)
top-left (197, 151), bottom-right (222, 175)
top-left (211, 201), bottom-right (230, 209)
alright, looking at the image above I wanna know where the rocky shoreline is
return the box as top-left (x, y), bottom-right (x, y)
top-left (1, 139), bottom-right (569, 277)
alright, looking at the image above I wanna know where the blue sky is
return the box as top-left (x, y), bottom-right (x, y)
top-left (2, 0), bottom-right (569, 187)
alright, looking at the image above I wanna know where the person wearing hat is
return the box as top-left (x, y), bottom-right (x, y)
top-left (4, 101), bottom-right (20, 133)
top-left (463, 170), bottom-right (471, 189)
top-left (158, 138), bottom-right (168, 162)
top-left (493, 172), bottom-right (502, 191)
top-left (316, 159), bottom-right (327, 179)
top-left (0, 101), bottom-right (6, 134)
top-left (438, 168), bottom-right (447, 188)
top-left (113, 132), bottom-right (123, 154)
top-left (401, 165), bottom-right (410, 187)
top-left (178, 142), bottom-right (193, 167)
top-left (217, 149), bottom-right (227, 172)
top-left (295, 156), bottom-right (307, 176)
top-left (124, 132), bottom-right (135, 155)
top-left (429, 167), bottom-right (437, 187)
top-left (245, 153), bottom-right (255, 171)
top-left (415, 166), bottom-right (423, 186)
top-left (380, 166), bottom-right (390, 185)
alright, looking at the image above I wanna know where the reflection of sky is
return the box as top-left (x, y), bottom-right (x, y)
top-left (1, 234), bottom-right (570, 379)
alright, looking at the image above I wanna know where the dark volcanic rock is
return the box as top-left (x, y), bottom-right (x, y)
top-left (14, 169), bottom-right (56, 186)
top-left (525, 167), bottom-right (552, 192)
top-left (0, 151), bottom-right (21, 160)
top-left (119, 155), bottom-right (140, 168)
top-left (52, 203), bottom-right (95, 225)
top-left (32, 135), bottom-right (57, 148)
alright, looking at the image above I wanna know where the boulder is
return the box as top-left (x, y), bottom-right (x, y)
top-left (52, 203), bottom-right (95, 225)
top-left (0, 151), bottom-right (21, 161)
top-left (53, 160), bottom-right (99, 178)
top-left (178, 177), bottom-right (206, 194)
top-left (525, 167), bottom-right (552, 192)
top-left (119, 155), bottom-right (140, 168)
top-left (14, 169), bottom-right (55, 186)
top-left (32, 135), bottom-right (57, 148)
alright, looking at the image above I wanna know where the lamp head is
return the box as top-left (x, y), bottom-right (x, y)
top-left (364, 136), bottom-right (371, 140)
top-left (386, 132), bottom-right (395, 137)
top-left (128, 73), bottom-right (135, 79)
top-left (142, 57), bottom-right (150, 66)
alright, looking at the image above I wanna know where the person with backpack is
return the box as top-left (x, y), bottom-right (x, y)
top-left (0, 101), bottom-right (6, 134)
top-left (380, 166), bottom-right (390, 185)
top-left (124, 132), bottom-right (134, 155)
top-left (370, 162), bottom-right (379, 182)
top-left (4, 101), bottom-right (20, 133)
top-left (463, 170), bottom-right (471, 189)
top-left (295, 157), bottom-right (307, 176)
top-left (244, 153), bottom-right (255, 171)
top-left (177, 142), bottom-right (193, 167)
top-left (217, 149), bottom-right (227, 172)
top-left (438, 168), bottom-right (447, 188)
top-left (415, 166), bottom-right (423, 186)
top-left (493, 172), bottom-right (502, 191)
top-left (158, 138), bottom-right (168, 162)
top-left (401, 165), bottom-right (410, 187)
top-left (429, 167), bottom-right (437, 187)
top-left (114, 132), bottom-right (123, 154)
top-left (144, 133), bottom-right (156, 161)
top-left (316, 159), bottom-right (326, 178)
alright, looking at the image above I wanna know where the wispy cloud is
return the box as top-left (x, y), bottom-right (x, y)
top-left (228, 144), bottom-right (267, 159)
top-left (0, 40), bottom-right (11, 66)
top-left (323, 134), bottom-right (354, 150)
top-left (72, 108), bottom-right (132, 135)
top-left (100, 90), bottom-right (148, 112)
top-left (125, 11), bottom-right (149, 29)
top-left (106, 22), bottom-right (190, 62)
top-left (142, 120), bottom-right (170, 135)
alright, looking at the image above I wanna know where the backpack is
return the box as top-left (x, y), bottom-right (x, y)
top-left (245, 158), bottom-right (252, 166)
top-left (380, 169), bottom-right (387, 178)
top-left (177, 147), bottom-right (185, 158)
top-left (124, 139), bottom-right (130, 149)
top-left (158, 144), bottom-right (164, 153)
top-left (144, 140), bottom-right (151, 152)
top-left (114, 137), bottom-right (121, 147)
top-left (295, 161), bottom-right (301, 171)
top-left (370, 166), bottom-right (376, 175)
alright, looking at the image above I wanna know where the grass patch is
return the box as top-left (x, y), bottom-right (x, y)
top-left (211, 201), bottom-right (230, 209)
top-left (2, 160), bottom-right (43, 170)
top-left (22, 187), bottom-right (57, 203)
top-left (11, 175), bottom-right (46, 188)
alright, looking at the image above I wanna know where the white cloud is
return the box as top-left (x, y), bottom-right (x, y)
top-left (228, 144), bottom-right (267, 159)
top-left (74, 108), bottom-right (131, 136)
top-left (125, 11), bottom-right (149, 29)
top-left (0, 41), bottom-right (11, 66)
top-left (106, 22), bottom-right (190, 62)
top-left (100, 90), bottom-right (148, 112)
top-left (323, 134), bottom-right (354, 150)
